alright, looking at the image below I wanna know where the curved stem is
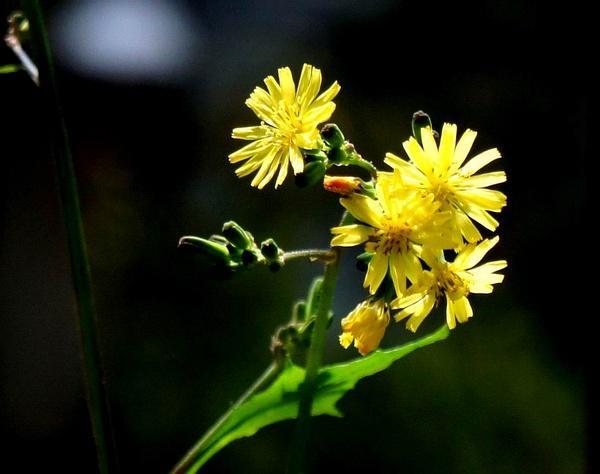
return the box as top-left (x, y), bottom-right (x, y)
top-left (283, 249), bottom-right (336, 263)
top-left (171, 363), bottom-right (281, 474)
top-left (287, 246), bottom-right (342, 473)
top-left (20, 1), bottom-right (117, 473)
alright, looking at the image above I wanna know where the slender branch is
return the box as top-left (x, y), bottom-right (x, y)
top-left (20, 1), bottom-right (117, 473)
top-left (283, 249), bottom-right (336, 263)
top-left (287, 246), bottom-right (342, 473)
top-left (171, 363), bottom-right (281, 474)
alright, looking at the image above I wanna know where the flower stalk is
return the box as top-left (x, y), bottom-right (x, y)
top-left (19, 1), bottom-right (117, 473)
top-left (287, 245), bottom-right (341, 473)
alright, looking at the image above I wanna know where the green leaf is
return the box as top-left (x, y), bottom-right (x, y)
top-left (0, 64), bottom-right (22, 74)
top-left (188, 325), bottom-right (450, 472)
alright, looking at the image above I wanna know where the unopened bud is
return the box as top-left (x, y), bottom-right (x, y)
top-left (222, 221), bottom-right (253, 249)
top-left (323, 175), bottom-right (362, 196)
top-left (260, 238), bottom-right (280, 260)
top-left (178, 236), bottom-right (230, 264)
top-left (411, 110), bottom-right (432, 146)
top-left (320, 123), bottom-right (345, 148)
top-left (241, 248), bottom-right (260, 266)
top-left (295, 160), bottom-right (326, 188)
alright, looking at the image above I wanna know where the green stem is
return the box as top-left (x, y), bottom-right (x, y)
top-left (287, 246), bottom-right (342, 473)
top-left (20, 2), bottom-right (117, 473)
top-left (171, 363), bottom-right (281, 474)
top-left (283, 249), bottom-right (335, 263)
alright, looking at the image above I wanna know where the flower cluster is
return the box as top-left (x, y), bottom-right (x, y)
top-left (228, 64), bottom-right (507, 356)
top-left (332, 123), bottom-right (507, 354)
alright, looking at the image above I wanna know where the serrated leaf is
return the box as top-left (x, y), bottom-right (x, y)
top-left (186, 325), bottom-right (449, 472)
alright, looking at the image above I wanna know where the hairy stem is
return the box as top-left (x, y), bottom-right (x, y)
top-left (287, 246), bottom-right (342, 473)
top-left (20, 1), bottom-right (117, 472)
top-left (283, 249), bottom-right (336, 263)
top-left (171, 363), bottom-right (281, 474)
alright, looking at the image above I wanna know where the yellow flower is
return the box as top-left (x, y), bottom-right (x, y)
top-left (385, 124), bottom-right (507, 243)
top-left (339, 299), bottom-right (390, 356)
top-left (229, 64), bottom-right (341, 189)
top-left (331, 172), bottom-right (457, 297)
top-left (392, 236), bottom-right (507, 332)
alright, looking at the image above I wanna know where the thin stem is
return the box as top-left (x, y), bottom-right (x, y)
top-left (171, 363), bottom-right (281, 474)
top-left (283, 249), bottom-right (336, 263)
top-left (287, 246), bottom-right (342, 473)
top-left (20, 1), bottom-right (117, 473)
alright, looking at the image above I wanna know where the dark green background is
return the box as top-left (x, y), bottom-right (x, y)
top-left (0, 0), bottom-right (589, 472)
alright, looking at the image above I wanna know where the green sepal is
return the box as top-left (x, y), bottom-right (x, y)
top-left (356, 252), bottom-right (374, 272)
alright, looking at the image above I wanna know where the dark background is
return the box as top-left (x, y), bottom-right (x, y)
top-left (0, 1), bottom-right (589, 473)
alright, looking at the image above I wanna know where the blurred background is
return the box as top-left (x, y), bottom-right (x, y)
top-left (0, 0), bottom-right (589, 472)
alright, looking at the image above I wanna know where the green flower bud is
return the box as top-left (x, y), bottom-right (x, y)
top-left (320, 123), bottom-right (345, 149)
top-left (260, 238), bottom-right (280, 260)
top-left (241, 248), bottom-right (261, 266)
top-left (209, 234), bottom-right (230, 245)
top-left (295, 160), bottom-right (327, 188)
top-left (411, 110), bottom-right (432, 146)
top-left (222, 221), bottom-right (253, 249)
top-left (178, 236), bottom-right (230, 265)
top-left (327, 146), bottom-right (347, 164)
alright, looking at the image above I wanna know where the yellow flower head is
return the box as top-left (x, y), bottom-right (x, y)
top-left (331, 171), bottom-right (457, 297)
top-left (384, 124), bottom-right (507, 243)
top-left (339, 299), bottom-right (390, 356)
top-left (229, 64), bottom-right (341, 189)
top-left (392, 236), bottom-right (507, 332)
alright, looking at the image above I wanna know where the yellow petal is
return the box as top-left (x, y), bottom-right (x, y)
top-left (451, 128), bottom-right (477, 171)
top-left (452, 236), bottom-right (499, 270)
top-left (460, 147), bottom-right (501, 176)
top-left (263, 75), bottom-right (282, 102)
top-left (277, 67), bottom-right (296, 104)
top-left (303, 102), bottom-right (336, 125)
top-left (388, 252), bottom-right (406, 297)
top-left (340, 194), bottom-right (383, 228)
top-left (311, 81), bottom-right (341, 108)
top-left (438, 123), bottom-right (457, 173)
top-left (232, 126), bottom-right (270, 141)
top-left (257, 149), bottom-right (283, 189)
top-left (462, 171), bottom-right (507, 188)
top-left (402, 137), bottom-right (433, 176)
top-left (456, 188), bottom-right (507, 211)
top-left (229, 138), bottom-right (272, 162)
top-left (364, 252), bottom-right (388, 294)
top-left (289, 145), bottom-right (305, 175)
top-left (453, 296), bottom-right (473, 323)
top-left (339, 332), bottom-right (354, 349)
top-left (406, 295), bottom-right (435, 332)
top-left (454, 209), bottom-right (482, 243)
top-left (420, 126), bottom-right (439, 163)
top-left (250, 147), bottom-right (278, 187)
top-left (275, 154), bottom-right (289, 188)
top-left (461, 205), bottom-right (500, 231)
top-left (330, 224), bottom-right (372, 246)
top-left (446, 297), bottom-right (456, 329)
